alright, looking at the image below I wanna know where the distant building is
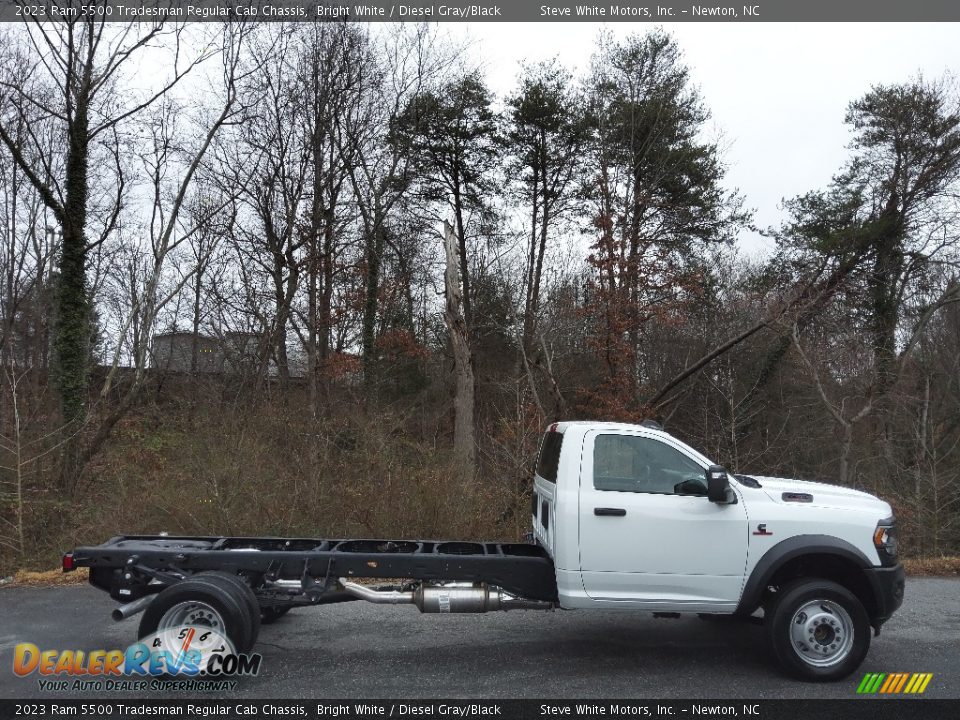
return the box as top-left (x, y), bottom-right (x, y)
top-left (151, 331), bottom-right (304, 377)
top-left (152, 332), bottom-right (221, 373)
top-left (219, 331), bottom-right (260, 374)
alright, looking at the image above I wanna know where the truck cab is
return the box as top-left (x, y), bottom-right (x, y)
top-left (531, 421), bottom-right (905, 680)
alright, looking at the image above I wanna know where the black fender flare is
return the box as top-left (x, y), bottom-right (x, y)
top-left (735, 534), bottom-right (874, 616)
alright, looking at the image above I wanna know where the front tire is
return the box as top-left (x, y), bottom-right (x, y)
top-left (765, 579), bottom-right (870, 681)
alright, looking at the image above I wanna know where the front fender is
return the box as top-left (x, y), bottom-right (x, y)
top-left (735, 534), bottom-right (874, 616)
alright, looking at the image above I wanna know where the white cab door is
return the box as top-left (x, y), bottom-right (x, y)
top-left (578, 431), bottom-right (749, 607)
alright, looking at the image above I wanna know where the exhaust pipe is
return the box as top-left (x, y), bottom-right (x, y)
top-left (112, 595), bottom-right (155, 622)
top-left (339, 580), bottom-right (415, 605)
top-left (339, 579), bottom-right (553, 613)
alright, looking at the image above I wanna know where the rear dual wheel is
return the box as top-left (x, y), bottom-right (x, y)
top-left (138, 572), bottom-right (261, 653)
top-left (202, 571), bottom-right (261, 643)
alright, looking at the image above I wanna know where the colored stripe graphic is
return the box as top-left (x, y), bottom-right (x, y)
top-left (857, 673), bottom-right (932, 694)
top-left (892, 673), bottom-right (909, 693)
top-left (908, 673), bottom-right (933, 694)
top-left (879, 674), bottom-right (897, 693)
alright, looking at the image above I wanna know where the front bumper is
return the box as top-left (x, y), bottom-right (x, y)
top-left (864, 562), bottom-right (905, 628)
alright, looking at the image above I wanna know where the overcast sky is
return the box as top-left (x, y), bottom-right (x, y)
top-left (450, 22), bottom-right (959, 256)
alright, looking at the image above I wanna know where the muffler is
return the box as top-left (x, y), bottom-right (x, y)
top-left (339, 579), bottom-right (553, 613)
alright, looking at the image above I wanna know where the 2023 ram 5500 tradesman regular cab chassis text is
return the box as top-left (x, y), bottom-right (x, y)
top-left (64, 421), bottom-right (905, 681)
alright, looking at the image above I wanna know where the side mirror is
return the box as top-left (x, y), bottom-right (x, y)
top-left (706, 465), bottom-right (733, 504)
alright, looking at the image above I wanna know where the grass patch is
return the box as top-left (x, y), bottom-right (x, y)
top-left (0, 567), bottom-right (89, 588)
top-left (902, 556), bottom-right (960, 577)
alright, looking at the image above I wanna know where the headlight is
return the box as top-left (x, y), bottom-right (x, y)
top-left (873, 517), bottom-right (898, 565)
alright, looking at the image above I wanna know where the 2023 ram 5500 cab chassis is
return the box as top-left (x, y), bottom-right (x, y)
top-left (65, 421), bottom-right (905, 681)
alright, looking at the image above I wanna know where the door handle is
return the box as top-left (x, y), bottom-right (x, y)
top-left (594, 507), bottom-right (626, 516)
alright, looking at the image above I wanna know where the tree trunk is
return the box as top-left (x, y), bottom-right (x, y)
top-left (56, 74), bottom-right (93, 493)
top-left (307, 238), bottom-right (318, 414)
top-left (839, 421), bottom-right (852, 487)
top-left (190, 269), bottom-right (203, 374)
top-left (870, 238), bottom-right (901, 398)
top-left (320, 205), bottom-right (334, 379)
top-left (308, 71), bottom-right (338, 415)
top-left (535, 333), bottom-right (567, 421)
top-left (444, 220), bottom-right (475, 474)
top-left (361, 215), bottom-right (383, 389)
top-left (522, 167), bottom-right (540, 353)
top-left (452, 183), bottom-right (471, 328)
top-left (272, 255), bottom-right (291, 387)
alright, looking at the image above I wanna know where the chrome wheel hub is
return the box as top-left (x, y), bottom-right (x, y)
top-left (158, 601), bottom-right (225, 633)
top-left (789, 599), bottom-right (854, 667)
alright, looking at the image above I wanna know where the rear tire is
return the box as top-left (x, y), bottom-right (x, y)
top-left (765, 578), bottom-right (870, 681)
top-left (138, 576), bottom-right (256, 653)
top-left (199, 571), bottom-right (261, 647)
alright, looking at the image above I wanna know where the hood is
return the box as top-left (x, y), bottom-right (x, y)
top-left (741, 475), bottom-right (891, 514)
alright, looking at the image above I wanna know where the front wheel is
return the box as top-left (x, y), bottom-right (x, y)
top-left (765, 579), bottom-right (871, 681)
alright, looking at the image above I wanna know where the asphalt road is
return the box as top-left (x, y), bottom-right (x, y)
top-left (0, 579), bottom-right (957, 699)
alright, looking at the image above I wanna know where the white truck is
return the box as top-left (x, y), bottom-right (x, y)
top-left (65, 420), bottom-right (904, 682)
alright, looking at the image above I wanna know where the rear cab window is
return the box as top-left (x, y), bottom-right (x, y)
top-left (534, 429), bottom-right (563, 541)
top-left (536, 430), bottom-right (563, 483)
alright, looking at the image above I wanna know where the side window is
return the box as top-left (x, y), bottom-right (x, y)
top-left (593, 435), bottom-right (706, 495)
top-left (536, 431), bottom-right (563, 483)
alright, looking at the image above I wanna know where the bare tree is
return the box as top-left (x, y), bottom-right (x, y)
top-left (0, 20), bottom-right (219, 486)
top-left (339, 25), bottom-right (458, 387)
top-left (75, 23), bottom-right (255, 492)
top-left (297, 23), bottom-right (363, 413)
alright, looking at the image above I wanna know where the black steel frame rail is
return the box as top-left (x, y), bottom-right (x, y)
top-left (72, 535), bottom-right (559, 602)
